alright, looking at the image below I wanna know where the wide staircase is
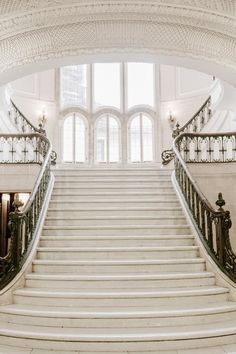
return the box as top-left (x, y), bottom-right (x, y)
top-left (1, 168), bottom-right (236, 353)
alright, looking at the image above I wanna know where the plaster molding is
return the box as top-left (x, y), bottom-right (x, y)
top-left (0, 1), bottom-right (236, 84)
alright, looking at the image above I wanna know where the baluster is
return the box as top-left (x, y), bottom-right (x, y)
top-left (191, 184), bottom-right (195, 218)
top-left (201, 202), bottom-right (206, 238)
top-left (206, 210), bottom-right (213, 250)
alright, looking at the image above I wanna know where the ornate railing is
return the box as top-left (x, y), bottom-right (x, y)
top-left (0, 133), bottom-right (52, 290)
top-left (162, 96), bottom-right (212, 165)
top-left (9, 100), bottom-right (43, 134)
top-left (9, 100), bottom-right (57, 165)
top-left (173, 131), bottom-right (236, 281)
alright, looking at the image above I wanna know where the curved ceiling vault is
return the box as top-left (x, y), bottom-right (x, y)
top-left (0, 0), bottom-right (236, 85)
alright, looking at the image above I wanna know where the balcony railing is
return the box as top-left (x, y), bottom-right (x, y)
top-left (9, 100), bottom-right (57, 165)
top-left (0, 133), bottom-right (52, 289)
top-left (173, 131), bottom-right (236, 281)
top-left (162, 96), bottom-right (212, 165)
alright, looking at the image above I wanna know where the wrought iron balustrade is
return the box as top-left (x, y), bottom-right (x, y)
top-left (0, 133), bottom-right (52, 290)
top-left (9, 100), bottom-right (57, 165)
top-left (173, 131), bottom-right (236, 281)
top-left (162, 96), bottom-right (212, 165)
top-left (9, 100), bottom-right (43, 134)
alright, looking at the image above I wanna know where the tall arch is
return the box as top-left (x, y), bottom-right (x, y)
top-left (63, 113), bottom-right (88, 163)
top-left (95, 114), bottom-right (121, 164)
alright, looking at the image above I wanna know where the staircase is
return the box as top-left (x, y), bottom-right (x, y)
top-left (1, 168), bottom-right (236, 353)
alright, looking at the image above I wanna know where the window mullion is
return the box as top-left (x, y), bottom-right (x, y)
top-left (107, 114), bottom-right (109, 163)
top-left (73, 113), bottom-right (76, 163)
top-left (140, 114), bottom-right (143, 163)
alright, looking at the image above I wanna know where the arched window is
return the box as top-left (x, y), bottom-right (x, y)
top-left (63, 114), bottom-right (87, 163)
top-left (96, 115), bottom-right (120, 163)
top-left (129, 114), bottom-right (153, 163)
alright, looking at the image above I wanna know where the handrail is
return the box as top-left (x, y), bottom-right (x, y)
top-left (173, 131), bottom-right (236, 281)
top-left (9, 100), bottom-right (57, 165)
top-left (162, 96), bottom-right (211, 165)
top-left (0, 133), bottom-right (52, 290)
top-left (9, 100), bottom-right (42, 134)
top-left (173, 96), bottom-right (211, 137)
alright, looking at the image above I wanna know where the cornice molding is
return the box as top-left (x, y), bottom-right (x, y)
top-left (0, 1), bottom-right (235, 84)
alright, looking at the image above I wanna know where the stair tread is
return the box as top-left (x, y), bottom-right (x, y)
top-left (2, 302), bottom-right (236, 318)
top-left (26, 272), bottom-right (214, 281)
top-left (33, 258), bottom-right (205, 265)
top-left (48, 206), bottom-right (182, 211)
top-left (43, 225), bottom-right (190, 229)
top-left (14, 286), bottom-right (228, 297)
top-left (1, 319), bottom-right (236, 341)
top-left (37, 246), bottom-right (198, 252)
top-left (40, 235), bottom-right (193, 240)
top-left (45, 216), bottom-right (186, 220)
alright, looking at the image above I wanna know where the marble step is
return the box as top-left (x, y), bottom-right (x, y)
top-left (32, 258), bottom-right (206, 274)
top-left (48, 199), bottom-right (181, 208)
top-left (42, 225), bottom-right (191, 236)
top-left (1, 302), bottom-right (236, 328)
top-left (36, 245), bottom-right (199, 260)
top-left (54, 177), bottom-right (172, 183)
top-left (25, 272), bottom-right (214, 289)
top-left (2, 316), bottom-right (236, 351)
top-left (53, 168), bottom-right (171, 177)
top-left (13, 286), bottom-right (229, 307)
top-left (53, 186), bottom-right (174, 193)
top-left (39, 235), bottom-right (194, 247)
top-left (44, 216), bottom-right (187, 227)
top-left (46, 207), bottom-right (184, 218)
top-left (50, 191), bottom-right (178, 201)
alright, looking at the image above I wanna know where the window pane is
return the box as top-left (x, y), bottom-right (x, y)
top-left (61, 65), bottom-right (87, 108)
top-left (130, 116), bottom-right (141, 162)
top-left (94, 63), bottom-right (120, 109)
top-left (127, 63), bottom-right (154, 108)
top-left (63, 116), bottom-right (73, 162)
top-left (109, 117), bottom-right (119, 163)
top-left (96, 117), bottom-right (107, 162)
top-left (142, 115), bottom-right (153, 162)
top-left (75, 116), bottom-right (86, 162)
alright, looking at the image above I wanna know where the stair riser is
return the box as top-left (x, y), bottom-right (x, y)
top-left (32, 262), bottom-right (205, 274)
top-left (44, 218), bottom-right (187, 227)
top-left (1, 310), bottom-right (234, 329)
top-left (25, 277), bottom-right (215, 289)
top-left (54, 175), bottom-right (171, 181)
top-left (54, 182), bottom-right (173, 188)
top-left (36, 250), bottom-right (198, 260)
top-left (51, 195), bottom-right (178, 201)
top-left (39, 238), bottom-right (194, 247)
top-left (53, 187), bottom-right (174, 194)
top-left (46, 210), bottom-right (184, 218)
top-left (1, 333), bottom-right (236, 352)
top-left (13, 293), bottom-right (228, 308)
top-left (49, 201), bottom-right (181, 208)
top-left (42, 227), bottom-right (191, 236)
top-left (53, 171), bottom-right (171, 177)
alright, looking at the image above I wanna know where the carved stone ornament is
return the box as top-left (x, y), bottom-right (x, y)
top-left (0, 1), bottom-right (236, 84)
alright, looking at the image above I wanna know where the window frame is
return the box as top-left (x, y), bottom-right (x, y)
top-left (128, 112), bottom-right (155, 164)
top-left (62, 112), bottom-right (88, 164)
top-left (94, 114), bottom-right (121, 164)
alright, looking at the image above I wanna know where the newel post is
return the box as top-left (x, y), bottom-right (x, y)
top-left (8, 195), bottom-right (24, 270)
top-left (215, 193), bottom-right (232, 267)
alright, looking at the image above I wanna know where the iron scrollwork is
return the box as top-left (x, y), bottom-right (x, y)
top-left (173, 131), bottom-right (236, 282)
top-left (0, 133), bottom-right (52, 290)
top-left (162, 96), bottom-right (212, 165)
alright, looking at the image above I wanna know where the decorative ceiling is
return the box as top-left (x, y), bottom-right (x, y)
top-left (0, 0), bottom-right (235, 84)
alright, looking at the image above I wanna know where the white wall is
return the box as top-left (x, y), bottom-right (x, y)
top-left (10, 70), bottom-right (58, 146)
top-left (8, 65), bottom-right (215, 163)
